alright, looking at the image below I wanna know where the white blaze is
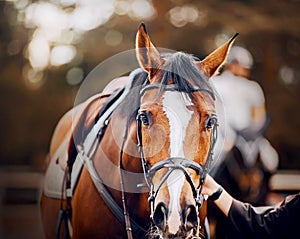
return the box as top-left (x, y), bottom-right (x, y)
top-left (162, 91), bottom-right (193, 234)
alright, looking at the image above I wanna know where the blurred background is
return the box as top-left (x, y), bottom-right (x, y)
top-left (0, 0), bottom-right (299, 238)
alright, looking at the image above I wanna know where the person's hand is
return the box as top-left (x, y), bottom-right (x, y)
top-left (202, 174), bottom-right (233, 217)
top-left (202, 174), bottom-right (221, 197)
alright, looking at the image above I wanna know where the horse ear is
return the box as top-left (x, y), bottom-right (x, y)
top-left (136, 23), bottom-right (163, 77)
top-left (198, 33), bottom-right (239, 77)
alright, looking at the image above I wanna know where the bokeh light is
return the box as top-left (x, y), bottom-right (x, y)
top-left (279, 65), bottom-right (296, 86)
top-left (50, 45), bottom-right (77, 66)
top-left (27, 33), bottom-right (50, 70)
top-left (6, 0), bottom-right (156, 88)
top-left (168, 4), bottom-right (199, 28)
top-left (66, 66), bottom-right (84, 85)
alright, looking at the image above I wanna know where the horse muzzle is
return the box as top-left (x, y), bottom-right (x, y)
top-left (152, 202), bottom-right (198, 237)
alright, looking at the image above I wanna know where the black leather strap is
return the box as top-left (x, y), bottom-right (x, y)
top-left (208, 187), bottom-right (223, 201)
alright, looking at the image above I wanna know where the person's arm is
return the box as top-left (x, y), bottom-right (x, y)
top-left (201, 174), bottom-right (233, 216)
top-left (250, 81), bottom-right (267, 132)
top-left (202, 174), bottom-right (300, 238)
top-left (252, 105), bottom-right (266, 125)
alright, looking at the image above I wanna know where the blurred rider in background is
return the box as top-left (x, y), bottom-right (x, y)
top-left (211, 46), bottom-right (278, 179)
top-left (209, 46), bottom-right (280, 239)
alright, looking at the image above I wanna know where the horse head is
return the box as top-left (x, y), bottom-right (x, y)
top-left (133, 24), bottom-right (236, 238)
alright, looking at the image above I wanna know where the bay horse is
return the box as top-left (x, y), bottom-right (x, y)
top-left (41, 24), bottom-right (237, 239)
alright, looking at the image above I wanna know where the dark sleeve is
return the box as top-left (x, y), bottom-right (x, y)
top-left (228, 193), bottom-right (300, 239)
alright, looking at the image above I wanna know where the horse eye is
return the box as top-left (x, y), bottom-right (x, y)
top-left (139, 112), bottom-right (151, 126)
top-left (205, 116), bottom-right (217, 129)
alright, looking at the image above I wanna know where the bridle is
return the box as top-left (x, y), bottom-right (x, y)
top-left (135, 83), bottom-right (218, 223)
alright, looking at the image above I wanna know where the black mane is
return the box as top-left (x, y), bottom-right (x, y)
top-left (116, 70), bottom-right (148, 121)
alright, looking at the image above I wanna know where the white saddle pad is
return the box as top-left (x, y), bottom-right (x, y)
top-left (43, 135), bottom-right (84, 199)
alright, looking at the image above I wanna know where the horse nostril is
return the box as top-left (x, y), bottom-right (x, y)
top-left (184, 205), bottom-right (198, 231)
top-left (153, 202), bottom-right (167, 231)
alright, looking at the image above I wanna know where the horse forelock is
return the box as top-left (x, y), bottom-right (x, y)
top-left (116, 51), bottom-right (215, 122)
top-left (159, 52), bottom-right (214, 96)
